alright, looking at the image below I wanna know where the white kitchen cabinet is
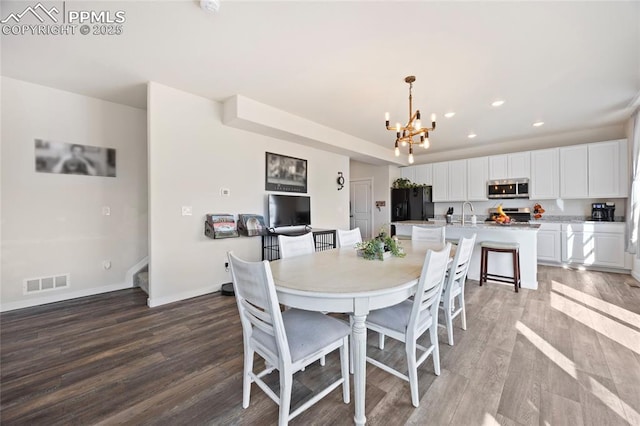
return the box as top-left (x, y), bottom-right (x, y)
top-left (448, 160), bottom-right (468, 201)
top-left (536, 222), bottom-right (561, 263)
top-left (489, 152), bottom-right (530, 180)
top-left (488, 155), bottom-right (509, 180)
top-left (400, 166), bottom-right (415, 182)
top-left (431, 160), bottom-right (467, 201)
top-left (413, 164), bottom-right (433, 186)
top-left (432, 162), bottom-right (449, 202)
top-left (467, 157), bottom-right (489, 201)
top-left (561, 222), bottom-right (626, 269)
top-left (560, 144), bottom-right (589, 198)
top-left (530, 148), bottom-right (560, 199)
top-left (588, 139), bottom-right (628, 198)
top-left (509, 152), bottom-right (530, 179)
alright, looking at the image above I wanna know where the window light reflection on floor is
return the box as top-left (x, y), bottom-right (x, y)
top-left (549, 291), bottom-right (640, 355)
top-left (516, 321), bottom-right (640, 424)
top-left (552, 280), bottom-right (640, 329)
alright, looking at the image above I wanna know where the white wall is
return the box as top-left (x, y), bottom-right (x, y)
top-left (349, 160), bottom-right (398, 234)
top-left (0, 77), bottom-right (148, 311)
top-left (147, 82), bottom-right (349, 307)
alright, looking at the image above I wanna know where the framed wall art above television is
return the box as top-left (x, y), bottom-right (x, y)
top-left (265, 152), bottom-right (307, 193)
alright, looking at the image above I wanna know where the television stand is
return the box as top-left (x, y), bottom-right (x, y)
top-left (262, 228), bottom-right (336, 261)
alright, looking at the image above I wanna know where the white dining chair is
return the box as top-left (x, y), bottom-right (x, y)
top-left (411, 226), bottom-right (445, 244)
top-left (278, 233), bottom-right (315, 259)
top-left (228, 252), bottom-right (351, 426)
top-left (337, 228), bottom-right (362, 248)
top-left (364, 243), bottom-right (452, 407)
top-left (439, 234), bottom-right (476, 346)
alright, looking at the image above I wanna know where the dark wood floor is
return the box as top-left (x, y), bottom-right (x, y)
top-left (2, 266), bottom-right (640, 425)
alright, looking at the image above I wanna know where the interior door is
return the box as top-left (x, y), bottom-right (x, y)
top-left (350, 179), bottom-right (372, 240)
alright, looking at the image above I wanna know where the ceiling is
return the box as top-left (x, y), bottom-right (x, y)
top-left (2, 1), bottom-right (639, 162)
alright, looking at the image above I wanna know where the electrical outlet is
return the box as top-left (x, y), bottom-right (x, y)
top-left (103, 260), bottom-right (112, 270)
top-left (181, 206), bottom-right (193, 216)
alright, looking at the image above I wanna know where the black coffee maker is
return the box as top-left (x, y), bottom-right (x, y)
top-left (591, 203), bottom-right (615, 221)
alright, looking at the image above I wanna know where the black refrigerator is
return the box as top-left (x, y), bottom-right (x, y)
top-left (391, 187), bottom-right (434, 222)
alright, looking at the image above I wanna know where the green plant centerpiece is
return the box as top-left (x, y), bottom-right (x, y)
top-left (355, 229), bottom-right (406, 261)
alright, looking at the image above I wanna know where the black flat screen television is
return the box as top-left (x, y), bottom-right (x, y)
top-left (268, 194), bottom-right (311, 228)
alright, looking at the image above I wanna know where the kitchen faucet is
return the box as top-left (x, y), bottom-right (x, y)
top-left (462, 201), bottom-right (475, 226)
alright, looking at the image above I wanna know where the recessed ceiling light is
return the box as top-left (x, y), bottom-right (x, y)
top-left (491, 100), bottom-right (505, 107)
top-left (533, 121), bottom-right (545, 127)
top-left (468, 133), bottom-right (477, 139)
top-left (444, 112), bottom-right (456, 118)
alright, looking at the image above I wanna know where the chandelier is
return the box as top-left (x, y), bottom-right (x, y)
top-left (385, 76), bottom-right (436, 164)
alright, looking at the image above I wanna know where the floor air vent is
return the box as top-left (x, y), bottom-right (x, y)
top-left (24, 274), bottom-right (69, 294)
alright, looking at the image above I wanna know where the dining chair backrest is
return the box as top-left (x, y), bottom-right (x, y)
top-left (278, 233), bottom-right (315, 259)
top-left (227, 251), bottom-right (292, 365)
top-left (337, 228), bottom-right (362, 248)
top-left (411, 226), bottom-right (445, 244)
top-left (444, 234), bottom-right (476, 298)
top-left (408, 243), bottom-right (451, 338)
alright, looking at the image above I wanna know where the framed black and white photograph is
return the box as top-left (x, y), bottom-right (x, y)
top-left (265, 152), bottom-right (307, 193)
top-left (35, 139), bottom-right (116, 177)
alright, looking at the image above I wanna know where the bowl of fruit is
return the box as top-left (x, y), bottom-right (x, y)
top-left (492, 204), bottom-right (512, 225)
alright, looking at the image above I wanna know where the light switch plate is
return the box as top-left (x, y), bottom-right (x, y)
top-left (181, 206), bottom-right (193, 216)
top-left (102, 206), bottom-right (111, 216)
top-left (220, 188), bottom-right (230, 197)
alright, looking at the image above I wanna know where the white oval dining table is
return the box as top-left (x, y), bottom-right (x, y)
top-left (270, 240), bottom-right (447, 425)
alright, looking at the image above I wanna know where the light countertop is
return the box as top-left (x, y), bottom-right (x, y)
top-left (392, 220), bottom-right (541, 231)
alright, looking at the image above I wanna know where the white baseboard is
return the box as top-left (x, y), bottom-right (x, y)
top-left (631, 270), bottom-right (640, 283)
top-left (147, 284), bottom-right (220, 308)
top-left (0, 281), bottom-right (132, 312)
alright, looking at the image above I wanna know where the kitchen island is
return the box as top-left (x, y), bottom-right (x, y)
top-left (392, 221), bottom-right (541, 290)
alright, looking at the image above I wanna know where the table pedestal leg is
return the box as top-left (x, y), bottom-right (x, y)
top-left (352, 314), bottom-right (367, 426)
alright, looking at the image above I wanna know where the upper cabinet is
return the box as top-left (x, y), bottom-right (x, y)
top-left (530, 148), bottom-right (559, 200)
top-left (560, 145), bottom-right (589, 198)
top-left (588, 140), bottom-right (628, 198)
top-left (489, 152), bottom-right (530, 180)
top-left (432, 162), bottom-right (449, 202)
top-left (400, 164), bottom-right (433, 186)
top-left (508, 152), bottom-right (530, 179)
top-left (488, 155), bottom-right (508, 180)
top-left (448, 160), bottom-right (468, 201)
top-left (431, 160), bottom-right (467, 202)
top-left (467, 157), bottom-right (489, 201)
top-left (414, 164), bottom-right (433, 186)
top-left (400, 166), bottom-right (415, 182)
top-left (419, 138), bottom-right (627, 203)
top-left (559, 140), bottom-right (628, 199)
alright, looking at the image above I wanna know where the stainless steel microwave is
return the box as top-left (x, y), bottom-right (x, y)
top-left (487, 178), bottom-right (529, 199)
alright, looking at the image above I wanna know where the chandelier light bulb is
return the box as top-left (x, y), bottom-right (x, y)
top-left (414, 120), bottom-right (421, 130)
top-left (396, 122), bottom-right (401, 132)
top-left (401, 140), bottom-right (407, 147)
top-left (385, 112), bottom-right (390, 121)
top-left (395, 147), bottom-right (400, 157)
top-left (424, 139), bottom-right (430, 148)
top-left (408, 153), bottom-right (414, 164)
top-left (431, 113), bottom-right (436, 122)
